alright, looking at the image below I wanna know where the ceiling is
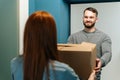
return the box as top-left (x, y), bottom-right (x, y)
top-left (63, 0), bottom-right (120, 3)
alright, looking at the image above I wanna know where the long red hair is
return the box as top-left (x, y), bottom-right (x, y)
top-left (23, 11), bottom-right (58, 80)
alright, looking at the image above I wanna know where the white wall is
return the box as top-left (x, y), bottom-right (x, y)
top-left (71, 2), bottom-right (120, 80)
top-left (19, 0), bottom-right (29, 54)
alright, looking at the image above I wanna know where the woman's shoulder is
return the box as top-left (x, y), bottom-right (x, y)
top-left (53, 61), bottom-right (72, 69)
top-left (11, 55), bottom-right (23, 64)
top-left (11, 55), bottom-right (23, 80)
top-left (49, 60), bottom-right (80, 80)
top-left (11, 55), bottom-right (23, 71)
top-left (52, 60), bottom-right (77, 74)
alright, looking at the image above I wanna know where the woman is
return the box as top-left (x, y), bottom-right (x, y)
top-left (11, 11), bottom-right (95, 80)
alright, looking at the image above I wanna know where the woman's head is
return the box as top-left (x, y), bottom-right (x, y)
top-left (23, 11), bottom-right (58, 80)
top-left (24, 11), bottom-right (58, 60)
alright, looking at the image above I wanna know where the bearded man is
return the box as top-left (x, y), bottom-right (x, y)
top-left (67, 7), bottom-right (112, 80)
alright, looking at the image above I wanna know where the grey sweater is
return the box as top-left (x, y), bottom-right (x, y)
top-left (67, 29), bottom-right (112, 67)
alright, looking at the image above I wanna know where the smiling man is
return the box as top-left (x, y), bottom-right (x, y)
top-left (67, 7), bottom-right (112, 80)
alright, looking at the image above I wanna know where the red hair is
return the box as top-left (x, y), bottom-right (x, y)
top-left (23, 11), bottom-right (58, 80)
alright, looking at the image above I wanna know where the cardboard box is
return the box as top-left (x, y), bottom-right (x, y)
top-left (57, 42), bottom-right (96, 80)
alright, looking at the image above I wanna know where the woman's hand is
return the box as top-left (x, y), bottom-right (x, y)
top-left (88, 70), bottom-right (96, 80)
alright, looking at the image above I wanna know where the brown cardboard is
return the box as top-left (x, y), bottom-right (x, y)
top-left (57, 42), bottom-right (96, 80)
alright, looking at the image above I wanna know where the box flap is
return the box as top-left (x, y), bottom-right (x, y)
top-left (57, 42), bottom-right (96, 52)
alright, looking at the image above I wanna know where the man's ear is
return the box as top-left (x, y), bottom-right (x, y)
top-left (96, 17), bottom-right (98, 22)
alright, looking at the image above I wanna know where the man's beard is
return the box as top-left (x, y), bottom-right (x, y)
top-left (83, 22), bottom-right (95, 29)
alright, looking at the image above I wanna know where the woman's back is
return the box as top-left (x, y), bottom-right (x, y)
top-left (11, 56), bottom-right (80, 80)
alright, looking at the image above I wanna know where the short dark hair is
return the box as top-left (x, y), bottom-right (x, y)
top-left (84, 7), bottom-right (98, 17)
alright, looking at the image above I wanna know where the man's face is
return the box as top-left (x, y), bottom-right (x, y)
top-left (83, 10), bottom-right (97, 29)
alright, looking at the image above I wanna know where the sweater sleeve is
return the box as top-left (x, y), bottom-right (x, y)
top-left (100, 35), bottom-right (112, 67)
top-left (67, 35), bottom-right (75, 44)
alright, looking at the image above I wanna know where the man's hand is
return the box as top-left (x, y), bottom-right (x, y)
top-left (95, 58), bottom-right (102, 72)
